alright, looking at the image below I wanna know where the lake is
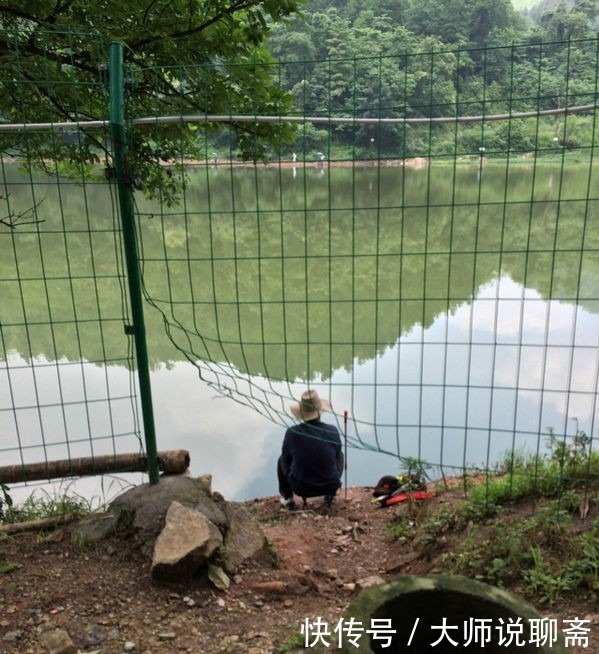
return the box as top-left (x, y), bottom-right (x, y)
top-left (2, 159), bottom-right (598, 503)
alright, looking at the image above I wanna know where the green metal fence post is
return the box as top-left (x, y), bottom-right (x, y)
top-left (108, 42), bottom-right (160, 484)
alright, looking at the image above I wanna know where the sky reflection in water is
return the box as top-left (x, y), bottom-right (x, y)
top-left (5, 275), bottom-right (598, 504)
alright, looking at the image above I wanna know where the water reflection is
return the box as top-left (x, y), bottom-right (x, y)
top-left (2, 162), bottom-right (599, 502)
top-left (4, 275), bottom-right (597, 503)
top-left (326, 277), bottom-right (599, 487)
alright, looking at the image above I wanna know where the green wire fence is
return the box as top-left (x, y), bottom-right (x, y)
top-left (1, 30), bottom-right (598, 516)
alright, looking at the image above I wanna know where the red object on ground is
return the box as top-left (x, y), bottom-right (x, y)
top-left (383, 490), bottom-right (434, 506)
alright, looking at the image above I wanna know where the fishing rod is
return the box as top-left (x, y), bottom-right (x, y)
top-left (344, 409), bottom-right (348, 500)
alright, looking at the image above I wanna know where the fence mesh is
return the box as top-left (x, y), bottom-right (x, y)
top-left (1, 29), bottom-right (598, 514)
top-left (0, 30), bottom-right (145, 498)
top-left (0, 145), bottom-right (144, 485)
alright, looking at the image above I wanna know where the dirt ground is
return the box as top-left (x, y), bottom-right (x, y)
top-left (1, 486), bottom-right (597, 654)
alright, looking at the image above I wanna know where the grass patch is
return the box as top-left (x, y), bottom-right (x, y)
top-left (2, 488), bottom-right (101, 524)
top-left (275, 632), bottom-right (305, 653)
top-left (387, 429), bottom-right (599, 605)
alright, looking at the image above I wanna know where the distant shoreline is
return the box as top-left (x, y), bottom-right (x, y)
top-left (188, 156), bottom-right (431, 169)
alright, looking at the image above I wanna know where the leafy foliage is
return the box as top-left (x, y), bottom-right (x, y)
top-left (0, 0), bottom-right (304, 198)
top-left (2, 1), bottom-right (599, 194)
top-left (267, 0), bottom-right (599, 159)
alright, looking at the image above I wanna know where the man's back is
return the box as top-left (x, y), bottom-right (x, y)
top-left (282, 419), bottom-right (342, 497)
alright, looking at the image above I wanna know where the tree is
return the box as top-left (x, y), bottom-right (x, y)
top-left (0, 0), bottom-right (304, 200)
top-left (405, 0), bottom-right (470, 46)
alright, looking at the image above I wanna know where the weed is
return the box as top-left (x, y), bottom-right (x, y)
top-left (211, 543), bottom-right (229, 567)
top-left (399, 456), bottom-right (432, 482)
top-left (386, 516), bottom-right (415, 543)
top-left (3, 487), bottom-right (100, 523)
top-left (524, 547), bottom-right (576, 604)
top-left (463, 427), bottom-right (599, 517)
top-left (566, 527), bottom-right (599, 594)
top-left (70, 531), bottom-right (88, 551)
top-left (431, 503), bottom-right (599, 603)
top-left (0, 482), bottom-right (13, 522)
top-left (0, 561), bottom-right (20, 574)
top-left (440, 519), bottom-right (535, 587)
top-left (544, 423), bottom-right (599, 490)
top-left (266, 538), bottom-right (281, 569)
top-left (276, 631), bottom-right (305, 653)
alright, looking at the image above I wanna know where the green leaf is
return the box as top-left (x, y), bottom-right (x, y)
top-left (207, 563), bottom-right (230, 590)
top-left (0, 561), bottom-right (20, 574)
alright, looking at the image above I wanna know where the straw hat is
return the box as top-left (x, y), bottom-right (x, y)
top-left (290, 389), bottom-right (332, 422)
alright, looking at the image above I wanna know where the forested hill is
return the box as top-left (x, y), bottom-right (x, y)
top-left (256, 0), bottom-right (599, 159)
top-left (268, 0), bottom-right (597, 56)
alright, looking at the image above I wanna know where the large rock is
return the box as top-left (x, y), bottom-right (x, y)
top-left (109, 474), bottom-right (226, 553)
top-left (151, 501), bottom-right (223, 581)
top-left (71, 474), bottom-right (271, 581)
top-left (222, 501), bottom-right (270, 573)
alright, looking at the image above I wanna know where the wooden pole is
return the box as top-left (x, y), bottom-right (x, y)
top-left (0, 450), bottom-right (190, 485)
top-left (0, 513), bottom-right (77, 535)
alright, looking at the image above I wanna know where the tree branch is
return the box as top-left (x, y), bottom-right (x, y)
top-left (0, 33), bottom-right (97, 73)
top-left (130, 0), bottom-right (260, 50)
top-left (0, 196), bottom-right (45, 230)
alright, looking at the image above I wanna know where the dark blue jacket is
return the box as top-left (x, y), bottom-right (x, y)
top-left (281, 419), bottom-right (343, 497)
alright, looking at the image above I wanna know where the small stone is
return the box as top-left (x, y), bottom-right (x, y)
top-left (2, 630), bottom-right (22, 643)
top-left (124, 641), bottom-right (136, 652)
top-left (106, 628), bottom-right (120, 642)
top-left (157, 632), bottom-right (176, 640)
top-left (39, 628), bottom-right (77, 654)
top-left (79, 624), bottom-right (106, 648)
top-left (356, 575), bottom-right (385, 590)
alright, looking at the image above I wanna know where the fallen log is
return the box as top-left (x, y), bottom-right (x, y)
top-left (0, 450), bottom-right (190, 485)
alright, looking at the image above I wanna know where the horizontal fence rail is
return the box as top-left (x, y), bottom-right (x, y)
top-left (1, 102), bottom-right (598, 132)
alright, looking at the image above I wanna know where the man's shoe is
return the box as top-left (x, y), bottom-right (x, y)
top-left (280, 496), bottom-right (296, 510)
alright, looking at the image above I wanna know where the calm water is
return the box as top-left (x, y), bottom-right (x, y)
top-left (2, 160), bottom-right (598, 502)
